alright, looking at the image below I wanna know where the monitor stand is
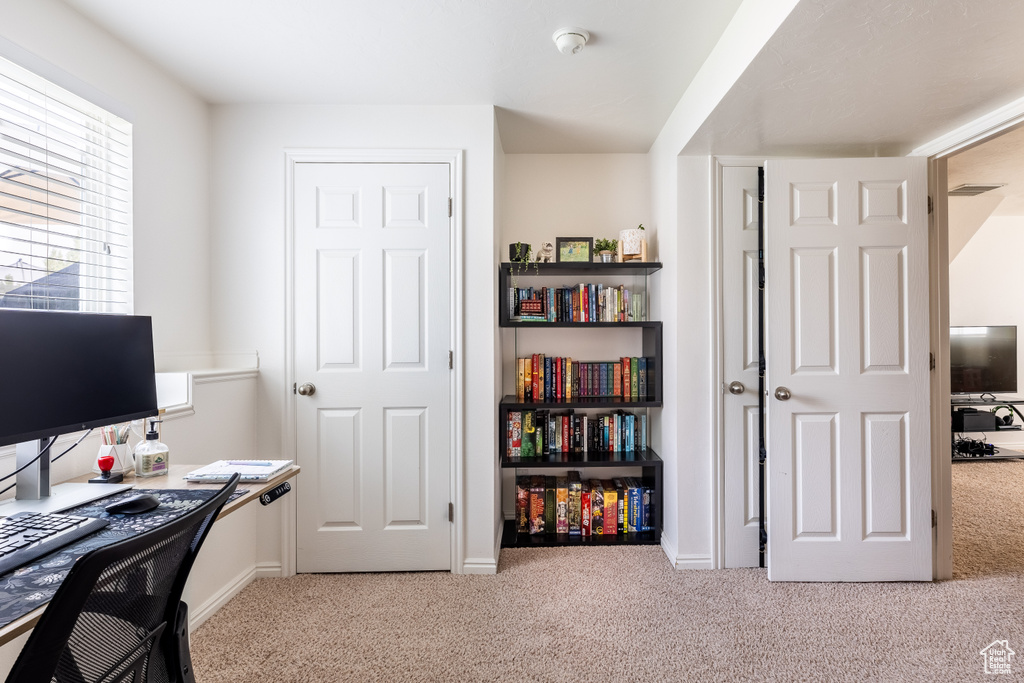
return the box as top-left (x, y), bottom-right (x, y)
top-left (0, 438), bottom-right (133, 516)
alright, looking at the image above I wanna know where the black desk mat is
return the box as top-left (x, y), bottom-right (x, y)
top-left (0, 487), bottom-right (247, 630)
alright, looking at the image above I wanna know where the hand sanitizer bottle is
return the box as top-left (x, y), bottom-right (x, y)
top-left (135, 418), bottom-right (169, 477)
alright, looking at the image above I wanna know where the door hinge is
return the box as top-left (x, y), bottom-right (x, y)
top-left (927, 195), bottom-right (933, 215)
top-left (448, 197), bottom-right (453, 217)
top-left (449, 350), bottom-right (454, 369)
top-left (448, 502), bottom-right (454, 522)
top-left (932, 509), bottom-right (937, 528)
top-left (930, 352), bottom-right (935, 371)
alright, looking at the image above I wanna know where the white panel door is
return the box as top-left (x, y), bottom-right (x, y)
top-left (722, 165), bottom-right (762, 568)
top-left (294, 162), bottom-right (452, 572)
top-left (766, 157), bottom-right (931, 581)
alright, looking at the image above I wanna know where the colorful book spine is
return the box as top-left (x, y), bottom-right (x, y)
top-left (582, 482), bottom-right (591, 536)
top-left (510, 411), bottom-right (522, 458)
top-left (516, 358), bottom-right (525, 400)
top-left (529, 476), bottom-right (545, 534)
top-left (520, 410), bottom-right (536, 458)
top-left (614, 479), bottom-right (625, 534)
top-left (603, 482), bottom-right (617, 535)
top-left (516, 476), bottom-right (530, 533)
top-left (544, 476), bottom-right (556, 534)
top-left (568, 472), bottom-right (582, 535)
top-left (622, 357), bottom-right (631, 399)
top-left (627, 479), bottom-right (642, 533)
top-left (544, 356), bottom-right (553, 401)
top-left (524, 357), bottom-right (532, 401)
top-left (556, 476), bottom-right (569, 534)
top-left (626, 358), bottom-right (634, 401)
top-left (591, 481), bottom-right (604, 535)
top-left (532, 353), bottom-right (540, 401)
top-left (641, 413), bottom-right (647, 452)
top-left (612, 362), bottom-right (622, 397)
top-left (638, 357), bottom-right (647, 399)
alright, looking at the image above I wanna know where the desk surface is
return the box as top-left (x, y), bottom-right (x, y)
top-left (0, 464), bottom-right (299, 646)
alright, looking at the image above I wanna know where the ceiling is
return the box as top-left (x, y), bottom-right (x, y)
top-left (57, 0), bottom-right (746, 153)
top-left (949, 124), bottom-right (1024, 217)
top-left (683, 0), bottom-right (1024, 158)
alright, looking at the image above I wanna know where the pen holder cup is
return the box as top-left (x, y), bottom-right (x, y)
top-left (92, 443), bottom-right (132, 475)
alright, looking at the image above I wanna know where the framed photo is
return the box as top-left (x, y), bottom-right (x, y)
top-left (555, 237), bottom-right (593, 263)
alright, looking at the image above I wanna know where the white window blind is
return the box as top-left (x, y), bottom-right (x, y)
top-left (0, 56), bottom-right (132, 313)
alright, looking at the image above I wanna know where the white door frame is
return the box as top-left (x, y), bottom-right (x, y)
top-left (911, 95), bottom-right (1024, 580)
top-left (283, 149), bottom-right (465, 574)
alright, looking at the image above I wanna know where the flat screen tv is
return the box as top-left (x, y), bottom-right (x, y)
top-left (949, 325), bottom-right (1017, 395)
top-left (0, 310), bottom-right (158, 447)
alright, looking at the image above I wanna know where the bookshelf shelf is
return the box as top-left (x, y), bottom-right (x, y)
top-left (500, 396), bottom-right (663, 409)
top-left (500, 448), bottom-right (663, 468)
top-left (498, 260), bottom-right (664, 546)
top-left (501, 520), bottom-right (661, 548)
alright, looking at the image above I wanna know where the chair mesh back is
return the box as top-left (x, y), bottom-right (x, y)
top-left (53, 519), bottom-right (207, 683)
top-left (5, 475), bottom-right (238, 683)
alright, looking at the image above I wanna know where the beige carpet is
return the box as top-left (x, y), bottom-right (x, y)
top-left (191, 461), bottom-right (1024, 682)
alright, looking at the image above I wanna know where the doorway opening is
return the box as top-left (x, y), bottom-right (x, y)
top-left (945, 126), bottom-right (1024, 579)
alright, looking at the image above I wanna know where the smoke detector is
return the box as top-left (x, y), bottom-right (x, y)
top-left (948, 183), bottom-right (1006, 196)
top-left (552, 27), bottom-right (590, 55)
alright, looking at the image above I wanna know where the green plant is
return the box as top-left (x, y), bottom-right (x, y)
top-left (508, 241), bottom-right (538, 290)
top-left (637, 223), bottom-right (645, 230)
top-left (595, 238), bottom-right (617, 253)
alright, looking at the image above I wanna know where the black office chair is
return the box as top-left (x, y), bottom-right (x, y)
top-left (5, 473), bottom-right (240, 683)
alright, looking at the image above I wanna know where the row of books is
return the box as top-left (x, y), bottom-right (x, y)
top-left (506, 409), bottom-right (647, 458)
top-left (515, 354), bottom-right (648, 401)
top-left (509, 284), bottom-right (646, 323)
top-left (515, 473), bottom-right (655, 535)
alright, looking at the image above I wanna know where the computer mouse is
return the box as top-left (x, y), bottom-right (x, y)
top-left (104, 493), bottom-right (160, 515)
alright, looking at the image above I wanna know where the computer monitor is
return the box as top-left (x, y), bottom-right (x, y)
top-left (0, 310), bottom-right (158, 510)
top-left (950, 325), bottom-right (1018, 395)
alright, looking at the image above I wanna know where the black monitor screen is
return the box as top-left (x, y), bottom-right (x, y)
top-left (0, 311), bottom-right (158, 447)
top-left (950, 325), bottom-right (1017, 395)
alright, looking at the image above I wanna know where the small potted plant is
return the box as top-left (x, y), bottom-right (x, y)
top-left (508, 241), bottom-right (537, 289)
top-left (594, 238), bottom-right (617, 263)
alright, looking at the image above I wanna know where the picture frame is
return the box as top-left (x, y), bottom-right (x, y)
top-left (555, 237), bottom-right (593, 263)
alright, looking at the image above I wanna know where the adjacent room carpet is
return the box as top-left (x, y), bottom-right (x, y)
top-left (191, 460), bottom-right (1024, 682)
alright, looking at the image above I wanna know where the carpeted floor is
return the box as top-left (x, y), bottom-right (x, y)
top-left (191, 460), bottom-right (1024, 682)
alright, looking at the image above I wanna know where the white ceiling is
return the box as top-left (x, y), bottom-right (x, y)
top-left (949, 124), bottom-right (1024, 216)
top-left (683, 0), bottom-right (1024, 158)
top-left (58, 0), bottom-right (746, 153)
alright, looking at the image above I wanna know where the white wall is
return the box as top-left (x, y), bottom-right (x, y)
top-left (0, 0), bottom-right (212, 365)
top-left (949, 215), bottom-right (1024, 450)
top-left (645, 151), bottom-right (716, 569)
top-left (208, 104), bottom-right (500, 571)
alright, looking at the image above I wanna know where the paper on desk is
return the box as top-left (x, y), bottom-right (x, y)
top-left (184, 460), bottom-right (293, 482)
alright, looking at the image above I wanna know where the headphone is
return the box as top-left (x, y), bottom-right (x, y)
top-left (993, 406), bottom-right (1014, 426)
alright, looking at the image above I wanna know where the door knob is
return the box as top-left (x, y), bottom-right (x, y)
top-left (774, 386), bottom-right (791, 401)
top-left (728, 381), bottom-right (745, 395)
top-left (297, 382), bottom-right (316, 396)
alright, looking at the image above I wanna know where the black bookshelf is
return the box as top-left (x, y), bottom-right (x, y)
top-left (501, 520), bottom-right (661, 548)
top-left (498, 261), bottom-right (664, 548)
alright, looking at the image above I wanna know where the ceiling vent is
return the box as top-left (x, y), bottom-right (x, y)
top-left (948, 183), bottom-right (1006, 196)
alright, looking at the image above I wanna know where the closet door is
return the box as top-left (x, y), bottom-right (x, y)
top-left (766, 157), bottom-right (931, 581)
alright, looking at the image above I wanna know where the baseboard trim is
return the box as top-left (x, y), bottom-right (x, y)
top-left (461, 558), bottom-right (498, 574)
top-left (661, 536), bottom-right (713, 569)
top-left (461, 526), bottom-right (501, 575)
top-left (255, 561), bottom-right (283, 579)
top-left (674, 555), bottom-right (714, 570)
top-left (188, 566), bottom-right (257, 631)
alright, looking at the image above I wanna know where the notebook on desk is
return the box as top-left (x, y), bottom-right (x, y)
top-left (184, 460), bottom-right (293, 482)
